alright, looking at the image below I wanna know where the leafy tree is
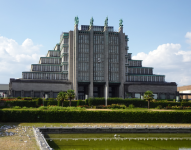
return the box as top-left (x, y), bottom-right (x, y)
top-left (144, 90), bottom-right (154, 109)
top-left (67, 89), bottom-right (75, 107)
top-left (57, 92), bottom-right (68, 107)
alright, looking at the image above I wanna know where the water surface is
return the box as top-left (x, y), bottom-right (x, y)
top-left (45, 133), bottom-right (191, 150)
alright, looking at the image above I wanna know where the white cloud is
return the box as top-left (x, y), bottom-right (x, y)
top-left (185, 32), bottom-right (191, 45)
top-left (0, 36), bottom-right (43, 83)
top-left (132, 42), bottom-right (191, 86)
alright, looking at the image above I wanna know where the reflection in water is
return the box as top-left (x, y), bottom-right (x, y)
top-left (45, 133), bottom-right (191, 150)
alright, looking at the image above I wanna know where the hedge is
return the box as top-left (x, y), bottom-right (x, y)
top-left (85, 98), bottom-right (191, 108)
top-left (5, 100), bottom-right (37, 107)
top-left (2, 100), bottom-right (86, 107)
top-left (0, 110), bottom-right (191, 123)
top-left (1, 98), bottom-right (191, 108)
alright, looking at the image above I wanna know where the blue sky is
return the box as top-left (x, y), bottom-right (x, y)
top-left (0, 0), bottom-right (191, 86)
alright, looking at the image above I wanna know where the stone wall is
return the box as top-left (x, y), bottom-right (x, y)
top-left (9, 79), bottom-right (72, 98)
top-left (124, 82), bottom-right (177, 99)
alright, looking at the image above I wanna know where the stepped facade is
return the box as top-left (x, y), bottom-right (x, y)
top-left (9, 17), bottom-right (177, 99)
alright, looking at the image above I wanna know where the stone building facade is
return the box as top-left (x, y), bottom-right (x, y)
top-left (9, 17), bottom-right (177, 99)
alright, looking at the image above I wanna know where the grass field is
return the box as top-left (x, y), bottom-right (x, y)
top-left (2, 107), bottom-right (191, 112)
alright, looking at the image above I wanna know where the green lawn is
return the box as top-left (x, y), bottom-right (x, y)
top-left (2, 107), bottom-right (191, 112)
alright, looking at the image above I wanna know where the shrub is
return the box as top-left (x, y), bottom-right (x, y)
top-left (23, 97), bottom-right (32, 100)
top-left (77, 100), bottom-right (83, 106)
top-left (39, 106), bottom-right (47, 110)
top-left (48, 98), bottom-right (55, 101)
top-left (182, 99), bottom-right (189, 102)
top-left (96, 105), bottom-right (107, 109)
top-left (87, 98), bottom-right (93, 106)
top-left (1, 110), bottom-right (191, 123)
top-left (22, 106), bottom-right (27, 109)
top-left (6, 100), bottom-right (37, 108)
top-left (17, 97), bottom-right (21, 99)
top-left (156, 105), bottom-right (162, 109)
top-left (129, 104), bottom-right (135, 108)
top-left (77, 105), bottom-right (89, 108)
top-left (107, 104), bottom-right (126, 109)
top-left (12, 106), bottom-right (21, 109)
top-left (57, 100), bottom-right (61, 106)
top-left (36, 98), bottom-right (43, 106)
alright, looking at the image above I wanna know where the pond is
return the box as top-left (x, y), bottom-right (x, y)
top-left (45, 133), bottom-right (191, 150)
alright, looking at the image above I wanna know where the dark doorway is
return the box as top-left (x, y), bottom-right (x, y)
top-left (78, 84), bottom-right (89, 100)
top-left (93, 85), bottom-right (104, 97)
top-left (109, 85), bottom-right (119, 97)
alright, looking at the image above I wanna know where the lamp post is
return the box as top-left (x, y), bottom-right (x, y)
top-left (176, 96), bottom-right (180, 102)
top-left (105, 86), bottom-right (107, 106)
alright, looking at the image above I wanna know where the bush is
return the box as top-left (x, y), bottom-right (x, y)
top-left (1, 110), bottom-right (191, 123)
top-left (181, 99), bottom-right (189, 102)
top-left (48, 98), bottom-right (55, 101)
top-left (107, 104), bottom-right (126, 109)
top-left (36, 98), bottom-right (43, 106)
top-left (39, 106), bottom-right (47, 110)
top-left (23, 97), bottom-right (32, 100)
top-left (156, 105), bottom-right (162, 109)
top-left (43, 100), bottom-right (57, 106)
top-left (86, 97), bottom-right (105, 106)
top-left (12, 106), bottom-right (22, 109)
top-left (129, 104), bottom-right (135, 108)
top-left (77, 100), bottom-right (84, 106)
top-left (87, 98), bottom-right (93, 106)
top-left (96, 105), bottom-right (107, 109)
top-left (5, 100), bottom-right (37, 107)
top-left (17, 97), bottom-right (21, 99)
top-left (57, 100), bottom-right (61, 106)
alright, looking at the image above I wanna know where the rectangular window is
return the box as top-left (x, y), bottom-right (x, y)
top-left (63, 65), bottom-right (68, 71)
top-left (64, 56), bottom-right (68, 62)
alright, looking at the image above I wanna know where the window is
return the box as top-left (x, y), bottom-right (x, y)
top-left (63, 65), bottom-right (68, 71)
top-left (64, 56), bottom-right (68, 62)
top-left (63, 74), bottom-right (68, 80)
top-left (64, 47), bottom-right (68, 53)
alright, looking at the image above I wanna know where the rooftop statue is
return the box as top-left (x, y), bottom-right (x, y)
top-left (74, 16), bottom-right (79, 25)
top-left (104, 17), bottom-right (108, 27)
top-left (119, 19), bottom-right (123, 27)
top-left (90, 17), bottom-right (94, 26)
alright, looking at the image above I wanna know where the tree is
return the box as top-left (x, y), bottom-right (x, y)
top-left (67, 89), bottom-right (75, 107)
top-left (144, 90), bottom-right (154, 109)
top-left (57, 92), bottom-right (68, 107)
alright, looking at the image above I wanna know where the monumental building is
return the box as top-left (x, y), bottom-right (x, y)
top-left (9, 17), bottom-right (177, 99)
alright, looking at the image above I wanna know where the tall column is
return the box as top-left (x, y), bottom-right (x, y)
top-left (69, 31), bottom-right (74, 84)
top-left (73, 24), bottom-right (78, 99)
top-left (89, 26), bottom-right (94, 98)
top-left (119, 26), bottom-right (126, 98)
top-left (21, 90), bottom-right (24, 97)
top-left (104, 26), bottom-right (109, 104)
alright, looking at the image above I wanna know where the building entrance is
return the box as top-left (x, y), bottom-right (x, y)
top-left (109, 85), bottom-right (119, 97)
top-left (93, 85), bottom-right (104, 97)
top-left (78, 84), bottom-right (89, 100)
